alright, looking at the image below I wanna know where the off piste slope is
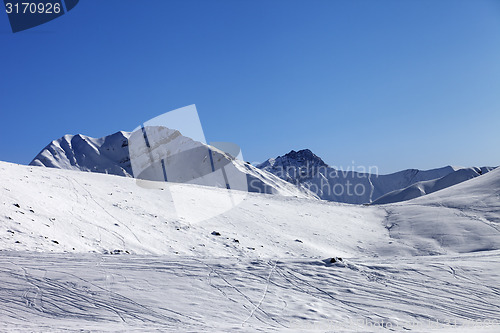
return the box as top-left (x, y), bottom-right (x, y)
top-left (0, 161), bottom-right (385, 258)
top-left (381, 166), bottom-right (500, 256)
top-left (1, 162), bottom-right (500, 331)
top-left (30, 128), bottom-right (316, 199)
top-left (372, 166), bottom-right (495, 205)
top-left (1, 251), bottom-right (500, 332)
top-left (257, 149), bottom-right (492, 204)
top-left (1, 160), bottom-right (500, 257)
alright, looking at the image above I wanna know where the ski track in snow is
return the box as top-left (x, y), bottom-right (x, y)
top-left (0, 252), bottom-right (499, 332)
top-left (1, 162), bottom-right (500, 331)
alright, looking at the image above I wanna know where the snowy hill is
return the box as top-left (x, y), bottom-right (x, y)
top-left (2, 160), bottom-right (500, 257)
top-left (372, 166), bottom-right (495, 205)
top-left (1, 161), bottom-right (500, 331)
top-left (257, 149), bottom-right (491, 204)
top-left (0, 161), bottom-right (377, 257)
top-left (381, 166), bottom-right (500, 256)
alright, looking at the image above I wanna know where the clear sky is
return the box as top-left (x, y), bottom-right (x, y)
top-left (1, 0), bottom-right (499, 173)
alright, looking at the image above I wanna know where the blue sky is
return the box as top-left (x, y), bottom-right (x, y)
top-left (1, 0), bottom-right (499, 173)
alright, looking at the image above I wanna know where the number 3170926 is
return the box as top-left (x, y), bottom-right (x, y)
top-left (5, 2), bottom-right (62, 14)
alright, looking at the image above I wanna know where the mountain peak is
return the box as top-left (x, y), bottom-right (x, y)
top-left (282, 149), bottom-right (327, 166)
top-left (258, 149), bottom-right (327, 170)
top-left (30, 131), bottom-right (133, 177)
top-left (255, 149), bottom-right (328, 186)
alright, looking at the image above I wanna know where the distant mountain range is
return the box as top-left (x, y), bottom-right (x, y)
top-left (371, 166), bottom-right (494, 204)
top-left (257, 149), bottom-right (495, 204)
top-left (30, 130), bottom-right (495, 205)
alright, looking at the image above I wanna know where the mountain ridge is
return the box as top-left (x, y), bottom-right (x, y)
top-left (257, 148), bottom-right (494, 204)
top-left (30, 133), bottom-right (495, 205)
top-left (372, 166), bottom-right (495, 205)
top-left (30, 131), bottom-right (133, 176)
top-left (30, 129), bottom-right (317, 199)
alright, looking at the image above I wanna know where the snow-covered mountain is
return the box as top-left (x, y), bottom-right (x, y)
top-left (30, 129), bottom-right (316, 199)
top-left (30, 131), bottom-right (133, 176)
top-left (30, 133), bottom-right (494, 205)
top-left (372, 166), bottom-right (495, 205)
top-left (257, 149), bottom-right (493, 204)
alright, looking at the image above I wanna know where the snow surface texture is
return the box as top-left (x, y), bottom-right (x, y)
top-left (1, 161), bottom-right (500, 331)
top-left (1, 251), bottom-right (499, 332)
top-left (257, 149), bottom-right (494, 204)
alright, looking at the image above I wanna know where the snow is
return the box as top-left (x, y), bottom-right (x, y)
top-left (378, 167), bottom-right (500, 256)
top-left (32, 131), bottom-right (493, 206)
top-left (1, 161), bottom-right (500, 331)
top-left (257, 149), bottom-right (493, 204)
top-left (0, 251), bottom-right (499, 332)
top-left (30, 129), bottom-right (317, 200)
top-left (372, 167), bottom-right (495, 204)
top-left (0, 161), bottom-right (379, 257)
top-left (30, 131), bottom-right (133, 177)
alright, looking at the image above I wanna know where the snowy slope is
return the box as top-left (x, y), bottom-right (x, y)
top-left (372, 166), bottom-right (495, 204)
top-left (1, 251), bottom-right (499, 332)
top-left (257, 149), bottom-right (467, 204)
top-left (380, 167), bottom-right (500, 256)
top-left (0, 161), bottom-right (382, 257)
top-left (1, 161), bottom-right (500, 331)
top-left (2, 160), bottom-right (500, 257)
